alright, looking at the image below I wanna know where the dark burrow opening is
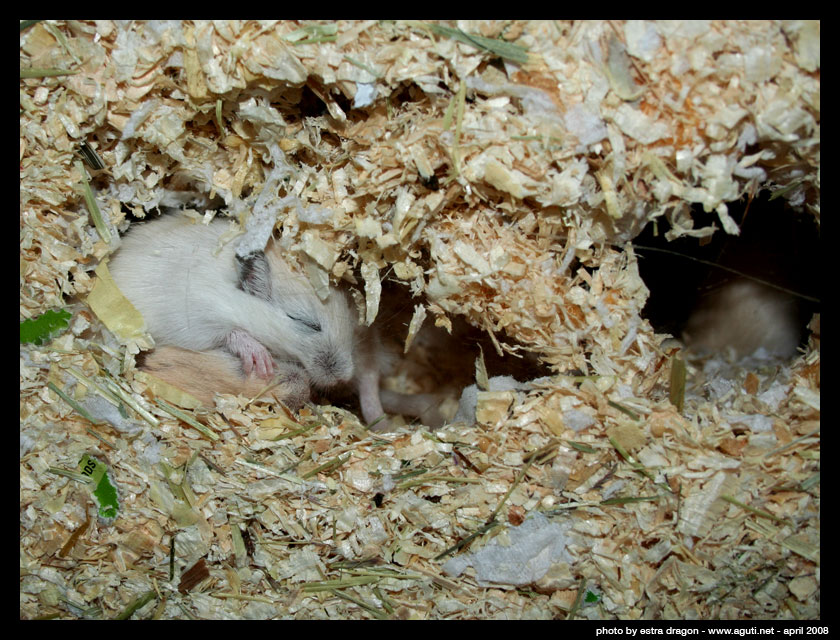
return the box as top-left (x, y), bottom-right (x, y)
top-left (632, 191), bottom-right (821, 354)
top-left (322, 278), bottom-right (555, 426)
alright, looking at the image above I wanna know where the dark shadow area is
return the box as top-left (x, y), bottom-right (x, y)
top-left (633, 191), bottom-right (821, 346)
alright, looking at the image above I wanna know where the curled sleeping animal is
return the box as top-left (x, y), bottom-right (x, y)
top-left (108, 214), bottom-right (439, 431)
top-left (682, 278), bottom-right (803, 361)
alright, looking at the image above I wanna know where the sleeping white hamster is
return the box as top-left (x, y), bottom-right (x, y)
top-left (108, 214), bottom-right (392, 429)
top-left (109, 214), bottom-right (355, 386)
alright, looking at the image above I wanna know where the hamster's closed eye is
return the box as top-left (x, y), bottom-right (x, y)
top-left (288, 314), bottom-right (322, 333)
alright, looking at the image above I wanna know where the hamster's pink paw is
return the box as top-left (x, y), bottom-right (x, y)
top-left (226, 329), bottom-right (274, 379)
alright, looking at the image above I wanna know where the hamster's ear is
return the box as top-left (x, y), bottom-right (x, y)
top-left (236, 251), bottom-right (272, 301)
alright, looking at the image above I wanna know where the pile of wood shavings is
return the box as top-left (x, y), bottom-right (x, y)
top-left (21, 20), bottom-right (818, 619)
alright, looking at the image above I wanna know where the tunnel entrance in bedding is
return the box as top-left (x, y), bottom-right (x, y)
top-left (633, 191), bottom-right (820, 356)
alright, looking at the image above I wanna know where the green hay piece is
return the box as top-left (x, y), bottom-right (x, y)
top-left (366, 415), bottom-right (388, 430)
top-left (114, 590), bottom-right (156, 620)
top-left (79, 454), bottom-right (119, 523)
top-left (231, 525), bottom-right (246, 565)
top-left (343, 55), bottom-right (381, 78)
top-left (169, 533), bottom-right (177, 581)
top-left (607, 399), bottom-right (641, 421)
top-left (475, 344), bottom-right (489, 391)
top-left (600, 495), bottom-right (661, 505)
top-left (423, 23), bottom-right (529, 65)
top-left (302, 576), bottom-right (378, 592)
top-left (47, 382), bottom-right (103, 425)
top-left (271, 422), bottom-right (319, 440)
top-left (434, 520), bottom-right (501, 561)
top-left (20, 67), bottom-right (78, 78)
top-left (155, 398), bottom-right (220, 441)
top-left (215, 98), bottom-right (224, 136)
top-left (720, 494), bottom-right (790, 524)
top-left (78, 141), bottom-right (105, 170)
top-left (669, 355), bottom-right (686, 414)
top-left (328, 589), bottom-right (387, 619)
top-left (301, 453), bottom-right (350, 479)
top-left (282, 22), bottom-right (338, 45)
top-left (566, 580), bottom-right (588, 620)
top-left (48, 466), bottom-right (95, 485)
top-left (565, 440), bottom-right (597, 454)
top-left (75, 160), bottom-right (111, 243)
top-left (20, 308), bottom-right (71, 345)
top-left (609, 436), bottom-right (673, 494)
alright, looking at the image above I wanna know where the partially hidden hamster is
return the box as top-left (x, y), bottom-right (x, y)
top-left (108, 214), bottom-right (393, 429)
top-left (682, 278), bottom-right (801, 360)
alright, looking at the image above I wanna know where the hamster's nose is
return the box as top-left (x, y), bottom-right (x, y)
top-left (312, 349), bottom-right (354, 388)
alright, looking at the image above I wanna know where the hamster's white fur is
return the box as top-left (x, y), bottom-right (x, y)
top-left (109, 214), bottom-right (392, 428)
top-left (682, 279), bottom-right (800, 360)
top-left (109, 215), bottom-right (356, 387)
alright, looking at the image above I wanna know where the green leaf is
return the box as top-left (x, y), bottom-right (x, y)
top-left (79, 454), bottom-right (120, 523)
top-left (20, 308), bottom-right (72, 345)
